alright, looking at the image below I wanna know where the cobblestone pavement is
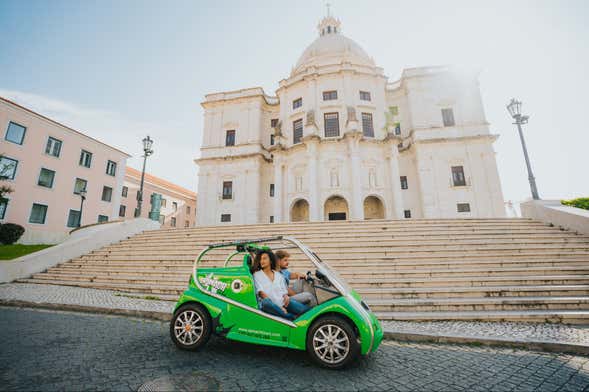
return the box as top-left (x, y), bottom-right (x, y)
top-left (2, 283), bottom-right (589, 348)
top-left (2, 307), bottom-right (589, 392)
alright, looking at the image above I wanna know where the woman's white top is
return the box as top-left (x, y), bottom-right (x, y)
top-left (253, 270), bottom-right (288, 307)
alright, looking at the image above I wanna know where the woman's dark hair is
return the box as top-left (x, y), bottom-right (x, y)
top-left (250, 249), bottom-right (276, 273)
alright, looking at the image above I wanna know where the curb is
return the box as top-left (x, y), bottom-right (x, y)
top-left (383, 331), bottom-right (589, 356)
top-left (3, 299), bottom-right (588, 356)
top-left (0, 299), bottom-right (172, 321)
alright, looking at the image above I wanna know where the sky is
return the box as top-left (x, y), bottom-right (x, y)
top-left (1, 0), bottom-right (588, 208)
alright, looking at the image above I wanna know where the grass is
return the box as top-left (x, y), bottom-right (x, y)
top-left (0, 244), bottom-right (54, 260)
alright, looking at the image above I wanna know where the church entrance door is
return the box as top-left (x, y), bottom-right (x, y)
top-left (363, 196), bottom-right (385, 220)
top-left (324, 196), bottom-right (349, 221)
top-left (291, 199), bottom-right (310, 222)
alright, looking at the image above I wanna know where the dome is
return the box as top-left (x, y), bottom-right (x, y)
top-left (293, 16), bottom-right (375, 75)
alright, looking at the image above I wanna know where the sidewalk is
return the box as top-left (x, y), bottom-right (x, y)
top-left (2, 282), bottom-right (588, 355)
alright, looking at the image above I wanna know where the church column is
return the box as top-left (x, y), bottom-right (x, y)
top-left (389, 145), bottom-right (404, 219)
top-left (307, 141), bottom-right (320, 221)
top-left (348, 137), bottom-right (363, 220)
top-left (245, 159), bottom-right (261, 224)
top-left (273, 156), bottom-right (283, 223)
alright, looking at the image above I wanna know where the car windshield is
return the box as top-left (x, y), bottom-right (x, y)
top-left (306, 247), bottom-right (353, 295)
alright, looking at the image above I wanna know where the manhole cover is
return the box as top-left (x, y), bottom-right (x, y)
top-left (138, 372), bottom-right (220, 392)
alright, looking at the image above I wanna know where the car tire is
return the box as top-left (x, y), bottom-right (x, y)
top-left (306, 315), bottom-right (360, 369)
top-left (170, 303), bottom-right (212, 351)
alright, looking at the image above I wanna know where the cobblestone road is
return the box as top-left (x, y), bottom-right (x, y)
top-left (2, 307), bottom-right (589, 392)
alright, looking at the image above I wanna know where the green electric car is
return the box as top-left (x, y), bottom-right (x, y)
top-left (170, 236), bottom-right (383, 369)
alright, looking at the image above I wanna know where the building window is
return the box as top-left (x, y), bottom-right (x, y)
top-left (5, 122), bottom-right (26, 145)
top-left (270, 134), bottom-right (275, 145)
top-left (361, 113), bottom-right (374, 137)
top-left (101, 186), bottom-right (112, 202)
top-left (185, 220), bottom-right (189, 228)
top-left (323, 90), bottom-right (337, 101)
top-left (122, 186), bottom-right (128, 197)
top-left (457, 203), bottom-right (471, 213)
top-left (79, 150), bottom-right (92, 168)
top-left (171, 217), bottom-right (176, 227)
top-left (359, 91), bottom-right (371, 101)
top-left (67, 209), bottom-right (80, 228)
top-left (270, 215), bottom-right (274, 223)
top-left (452, 166), bottom-right (466, 186)
top-left (221, 214), bottom-right (231, 222)
top-left (442, 108), bottom-right (455, 127)
top-left (74, 178), bottom-right (87, 194)
top-left (98, 215), bottom-right (109, 223)
top-left (186, 205), bottom-right (191, 214)
top-left (270, 183), bottom-right (275, 197)
top-left (292, 98), bottom-right (302, 110)
top-left (225, 130), bottom-right (235, 146)
top-left (172, 201), bottom-right (178, 211)
top-left (271, 118), bottom-right (278, 128)
top-left (404, 209), bottom-right (411, 219)
top-left (106, 160), bottom-right (117, 176)
top-left (394, 122), bottom-right (401, 135)
top-left (222, 181), bottom-right (233, 200)
top-left (37, 168), bottom-right (56, 188)
top-left (293, 119), bottom-right (303, 144)
top-left (161, 198), bottom-right (167, 207)
top-left (159, 215), bottom-right (165, 224)
top-left (29, 203), bottom-right (48, 224)
top-left (324, 112), bottom-right (340, 137)
top-left (0, 198), bottom-right (8, 219)
top-left (119, 205), bottom-right (126, 217)
top-left (45, 137), bottom-right (62, 157)
top-left (400, 176), bottom-right (408, 190)
top-left (0, 156), bottom-right (18, 180)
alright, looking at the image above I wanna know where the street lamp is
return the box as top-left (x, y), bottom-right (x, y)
top-left (507, 98), bottom-right (540, 200)
top-left (134, 136), bottom-right (154, 217)
top-left (78, 188), bottom-right (87, 227)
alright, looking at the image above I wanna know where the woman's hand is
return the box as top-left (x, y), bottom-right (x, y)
top-left (283, 294), bottom-right (290, 306)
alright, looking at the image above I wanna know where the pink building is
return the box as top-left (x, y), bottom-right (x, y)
top-left (122, 167), bottom-right (196, 228)
top-left (0, 97), bottom-right (131, 244)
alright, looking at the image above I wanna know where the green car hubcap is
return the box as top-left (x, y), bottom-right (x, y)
top-left (313, 324), bottom-right (350, 364)
top-left (174, 310), bottom-right (203, 345)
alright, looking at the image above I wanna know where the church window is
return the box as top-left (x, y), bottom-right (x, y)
top-left (359, 91), bottom-right (371, 101)
top-left (270, 134), bottom-right (275, 145)
top-left (404, 210), bottom-right (411, 219)
top-left (225, 130), bottom-right (235, 146)
top-left (361, 112), bottom-right (374, 137)
top-left (271, 118), bottom-right (278, 128)
top-left (293, 98), bottom-right (302, 110)
top-left (400, 176), bottom-right (408, 190)
top-left (394, 122), bottom-right (401, 135)
top-left (324, 112), bottom-right (339, 137)
top-left (451, 166), bottom-right (466, 186)
top-left (221, 214), bottom-right (231, 222)
top-left (293, 119), bottom-right (303, 144)
top-left (457, 203), bottom-right (471, 213)
top-left (222, 181), bottom-right (233, 199)
top-left (442, 108), bottom-right (455, 127)
top-left (270, 183), bottom-right (275, 197)
top-left (323, 90), bottom-right (337, 101)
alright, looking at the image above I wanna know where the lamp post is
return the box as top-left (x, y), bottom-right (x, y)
top-left (134, 136), bottom-right (154, 217)
top-left (78, 188), bottom-right (87, 227)
top-left (507, 98), bottom-right (540, 200)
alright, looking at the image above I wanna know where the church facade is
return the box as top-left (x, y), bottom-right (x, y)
top-left (196, 16), bottom-right (505, 226)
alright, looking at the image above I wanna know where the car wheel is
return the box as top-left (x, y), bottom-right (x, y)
top-left (170, 303), bottom-right (211, 351)
top-left (306, 315), bottom-right (360, 369)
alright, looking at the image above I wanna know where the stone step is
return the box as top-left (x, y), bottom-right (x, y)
top-left (367, 296), bottom-right (589, 312)
top-left (356, 285), bottom-right (589, 299)
top-left (15, 278), bottom-right (185, 295)
top-left (373, 310), bottom-right (589, 324)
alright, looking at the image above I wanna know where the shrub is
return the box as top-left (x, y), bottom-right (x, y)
top-left (562, 197), bottom-right (589, 211)
top-left (0, 223), bottom-right (25, 245)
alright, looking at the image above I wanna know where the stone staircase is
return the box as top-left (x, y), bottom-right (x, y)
top-left (16, 218), bottom-right (589, 323)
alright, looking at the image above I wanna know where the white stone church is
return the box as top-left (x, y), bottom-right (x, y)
top-left (196, 15), bottom-right (505, 226)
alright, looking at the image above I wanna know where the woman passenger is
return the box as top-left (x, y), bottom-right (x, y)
top-left (251, 250), bottom-right (310, 320)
